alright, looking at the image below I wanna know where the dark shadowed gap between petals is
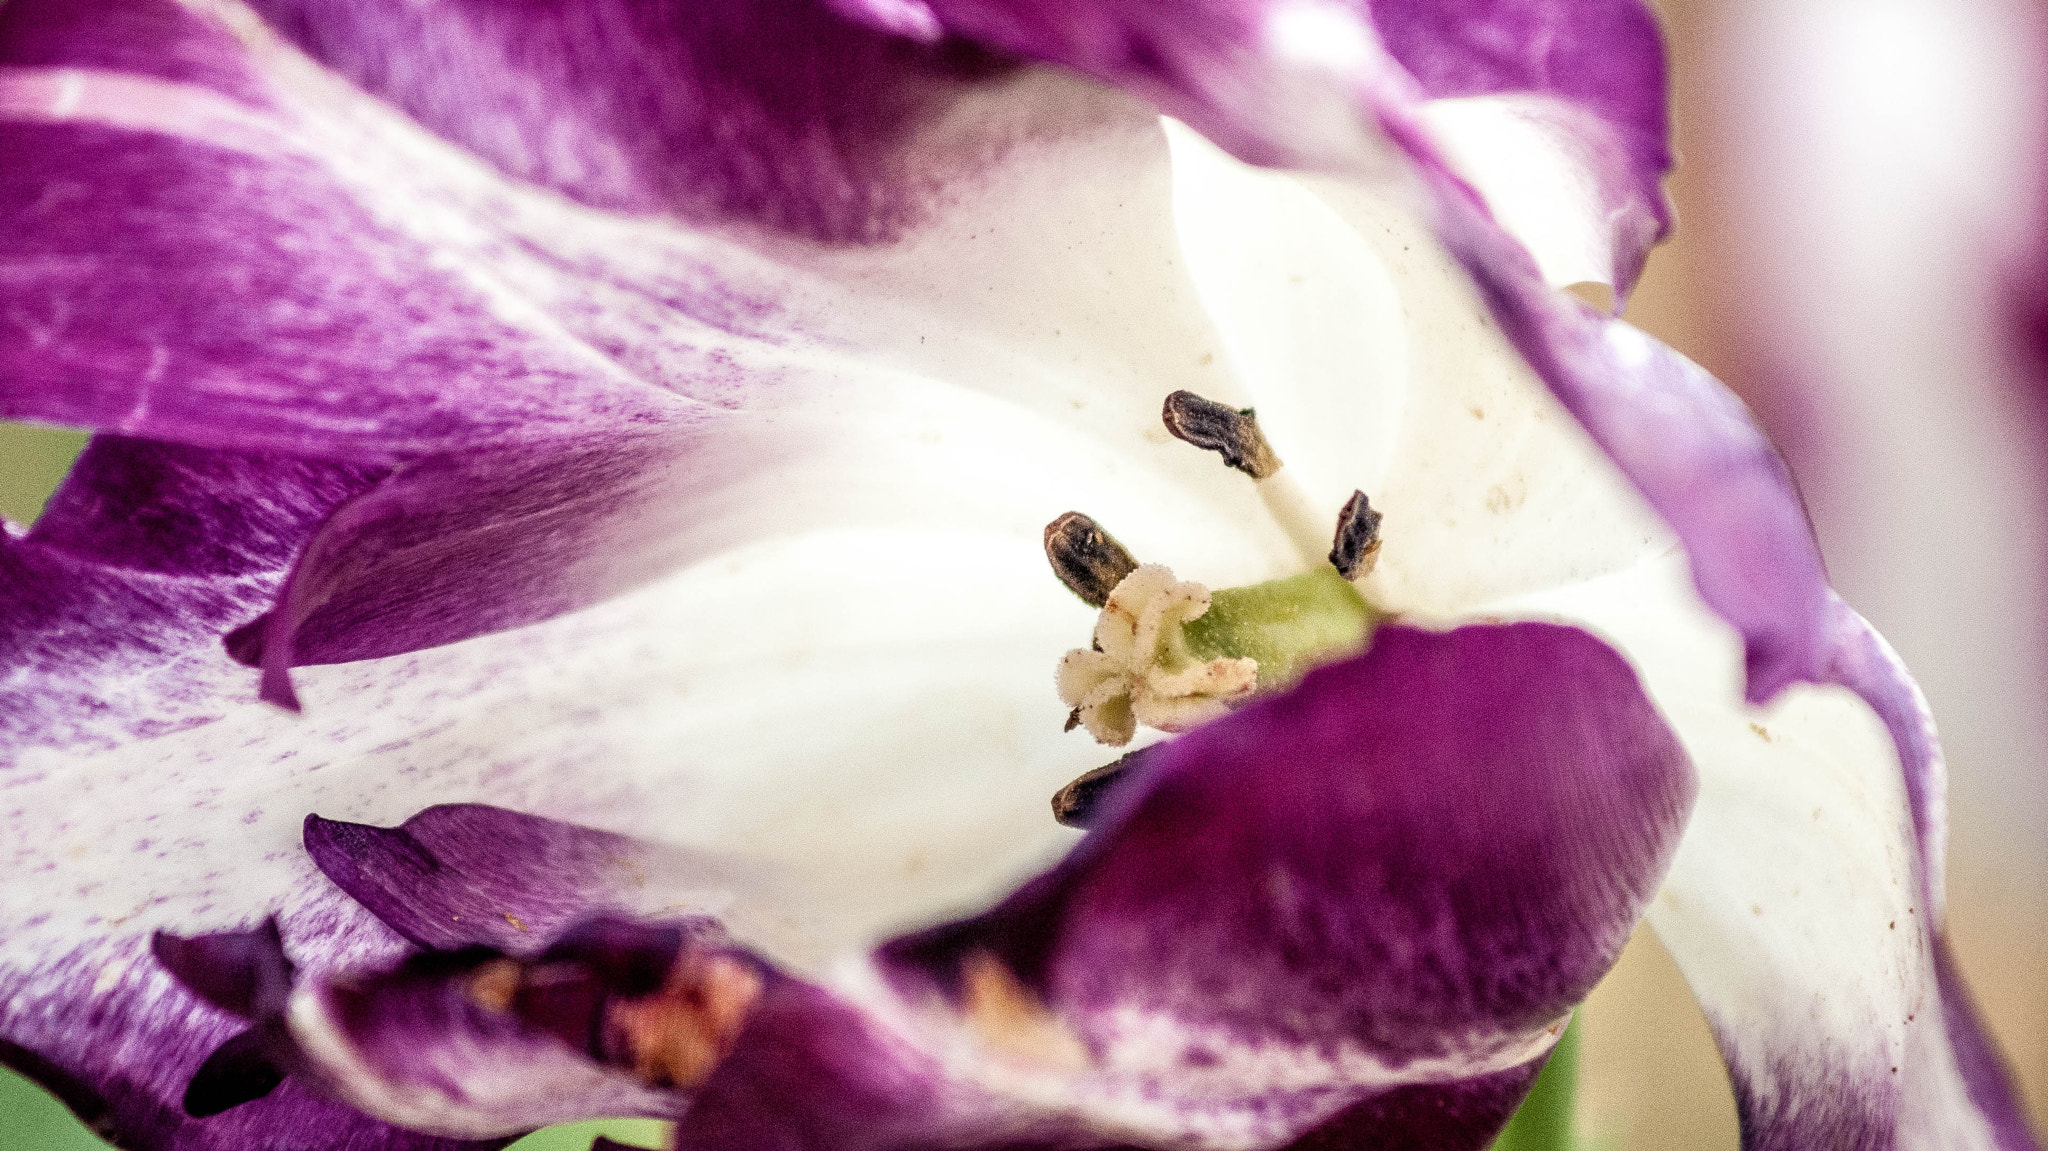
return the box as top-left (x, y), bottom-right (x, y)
top-left (181, 1030), bottom-right (287, 1118)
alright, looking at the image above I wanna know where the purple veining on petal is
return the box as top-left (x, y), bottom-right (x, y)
top-left (223, 426), bottom-right (761, 710)
top-left (29, 437), bottom-right (387, 578)
top-left (0, 439), bottom-right (379, 754)
top-left (245, 0), bottom-right (1017, 238)
top-left (1, 898), bottom-right (509, 1151)
top-left (303, 805), bottom-right (666, 952)
top-left (0, 0), bottom-right (271, 107)
top-left (0, 122), bottom-right (687, 464)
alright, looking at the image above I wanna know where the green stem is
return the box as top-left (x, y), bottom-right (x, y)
top-left (1490, 1016), bottom-right (1583, 1151)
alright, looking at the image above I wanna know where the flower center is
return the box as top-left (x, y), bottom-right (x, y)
top-left (1055, 563), bottom-right (1263, 746)
top-left (1044, 391), bottom-right (1386, 818)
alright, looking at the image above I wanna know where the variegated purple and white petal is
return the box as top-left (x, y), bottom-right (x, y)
top-left (1468, 558), bottom-right (2032, 1151)
top-left (1163, 139), bottom-right (2037, 1148)
top-left (831, 0), bottom-right (1672, 297)
top-left (178, 625), bottom-right (1689, 1146)
top-left (0, 437), bottom-right (380, 749)
top-left (0, 0), bottom-right (2034, 1149)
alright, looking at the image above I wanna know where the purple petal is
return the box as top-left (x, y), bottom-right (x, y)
top-left (277, 916), bottom-right (758, 1137)
top-left (179, 1028), bottom-right (289, 1119)
top-left (868, 621), bottom-right (1694, 1146)
top-left (243, 0), bottom-right (1017, 238)
top-left (1695, 6), bottom-right (2047, 1141)
top-left (1931, 933), bottom-right (2040, 1150)
top-left (0, 0), bottom-right (269, 106)
top-left (0, 901), bottom-right (508, 1151)
top-left (668, 621), bottom-right (1683, 1151)
top-left (1371, 0), bottom-right (1671, 294)
top-left (47, 621), bottom-right (1684, 1146)
top-left (1409, 174), bottom-right (1832, 705)
top-left (867, 0), bottom-right (1670, 295)
top-left (1272, 1067), bottom-right (1544, 1151)
top-left (149, 919), bottom-right (294, 1020)
top-left (0, 439), bottom-right (378, 753)
top-left (1371, 0), bottom-right (1666, 148)
top-left (2, 1), bottom-right (1258, 700)
top-left (673, 984), bottom-right (1542, 1151)
top-left (224, 428), bottom-right (732, 710)
top-left (1819, 602), bottom-right (1948, 917)
top-left (303, 805), bottom-right (678, 952)
top-left (0, 120), bottom-right (688, 462)
top-left (1504, 558), bottom-right (2038, 1151)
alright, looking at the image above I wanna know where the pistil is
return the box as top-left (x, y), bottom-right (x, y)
top-left (1055, 564), bottom-right (1261, 745)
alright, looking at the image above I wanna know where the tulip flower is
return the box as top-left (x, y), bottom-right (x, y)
top-left (0, 0), bottom-right (2032, 1149)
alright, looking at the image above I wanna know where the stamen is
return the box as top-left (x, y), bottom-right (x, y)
top-left (1329, 490), bottom-right (1383, 579)
top-left (1161, 390), bottom-right (1281, 480)
top-left (1051, 746), bottom-right (1153, 828)
top-left (1044, 512), bottom-right (1139, 609)
top-left (1056, 565), bottom-right (1259, 746)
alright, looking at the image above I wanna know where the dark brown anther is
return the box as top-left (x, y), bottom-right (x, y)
top-left (1045, 512), bottom-right (1139, 608)
top-left (1051, 746), bottom-right (1155, 828)
top-left (1329, 490), bottom-right (1383, 579)
top-left (1161, 390), bottom-right (1281, 479)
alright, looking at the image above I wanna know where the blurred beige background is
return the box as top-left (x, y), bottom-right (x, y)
top-left (0, 0), bottom-right (2042, 1146)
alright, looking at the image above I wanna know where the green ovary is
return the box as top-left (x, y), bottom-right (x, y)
top-left (1181, 567), bottom-right (1378, 692)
